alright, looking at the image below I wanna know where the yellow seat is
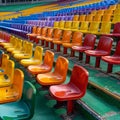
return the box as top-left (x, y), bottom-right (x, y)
top-left (20, 46), bottom-right (43, 67)
top-left (112, 15), bottom-right (120, 24)
top-left (73, 15), bottom-right (79, 21)
top-left (0, 60), bottom-right (14, 87)
top-left (86, 14), bottom-right (94, 22)
top-left (59, 20), bottom-right (65, 29)
top-left (36, 56), bottom-right (69, 86)
top-left (0, 54), bottom-right (9, 75)
top-left (102, 14), bottom-right (112, 22)
top-left (53, 21), bottom-right (59, 28)
top-left (0, 69), bottom-right (24, 104)
top-left (104, 9), bottom-right (113, 15)
top-left (79, 15), bottom-right (86, 22)
top-left (13, 42), bottom-right (33, 61)
top-left (78, 21), bottom-right (89, 33)
top-left (97, 10), bottom-right (105, 15)
top-left (93, 14), bottom-right (103, 22)
top-left (62, 21), bottom-right (72, 30)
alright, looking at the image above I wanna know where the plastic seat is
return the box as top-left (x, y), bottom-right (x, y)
top-left (0, 81), bottom-right (36, 120)
top-left (78, 21), bottom-right (89, 33)
top-left (93, 14), bottom-right (103, 22)
top-left (0, 60), bottom-right (14, 87)
top-left (36, 56), bottom-right (69, 86)
top-left (86, 14), bottom-right (94, 22)
top-left (102, 14), bottom-right (112, 22)
top-left (53, 30), bottom-right (72, 52)
top-left (79, 15), bottom-right (86, 22)
top-left (13, 42), bottom-right (33, 61)
top-left (20, 46), bottom-right (43, 67)
top-left (59, 21), bottom-right (65, 29)
top-left (0, 69), bottom-right (24, 104)
top-left (112, 15), bottom-right (120, 24)
top-left (62, 31), bottom-right (83, 54)
top-left (28, 50), bottom-right (54, 75)
top-left (72, 34), bottom-right (96, 60)
top-left (73, 15), bottom-right (79, 21)
top-left (102, 41), bottom-right (120, 73)
top-left (53, 21), bottom-right (59, 28)
top-left (85, 36), bottom-right (113, 68)
top-left (49, 65), bottom-right (88, 118)
top-left (36, 27), bottom-right (48, 45)
top-left (46, 29), bottom-right (62, 49)
top-left (70, 21), bottom-right (80, 31)
top-left (62, 21), bottom-right (72, 30)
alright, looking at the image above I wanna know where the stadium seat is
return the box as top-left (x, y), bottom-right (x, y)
top-left (20, 46), bottom-right (43, 67)
top-left (53, 21), bottom-right (59, 28)
top-left (85, 36), bottom-right (113, 68)
top-left (36, 56), bottom-right (69, 86)
top-left (62, 21), bottom-right (72, 30)
top-left (28, 50), bottom-right (54, 75)
top-left (0, 60), bottom-right (14, 87)
top-left (13, 42), bottom-right (33, 61)
top-left (71, 34), bottom-right (96, 60)
top-left (46, 29), bottom-right (62, 49)
top-left (0, 81), bottom-right (36, 120)
top-left (49, 65), bottom-right (88, 118)
top-left (62, 31), bottom-right (83, 54)
top-left (79, 15), bottom-right (86, 22)
top-left (53, 30), bottom-right (72, 52)
top-left (0, 69), bottom-right (24, 104)
top-left (102, 41), bottom-right (120, 73)
top-left (78, 21), bottom-right (89, 33)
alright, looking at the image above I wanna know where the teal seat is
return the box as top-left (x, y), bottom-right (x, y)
top-left (0, 81), bottom-right (36, 120)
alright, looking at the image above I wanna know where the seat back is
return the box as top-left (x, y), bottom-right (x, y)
top-left (54, 21), bottom-right (59, 28)
top-left (34, 46), bottom-right (43, 61)
top-left (83, 34), bottom-right (96, 49)
top-left (59, 21), bottom-right (65, 29)
top-left (99, 22), bottom-right (111, 34)
top-left (113, 22), bottom-right (120, 33)
top-left (86, 14), bottom-right (94, 22)
top-left (47, 28), bottom-right (54, 38)
top-left (6, 60), bottom-right (14, 84)
top-left (104, 9), bottom-right (113, 15)
top-left (112, 15), bottom-right (120, 24)
top-left (41, 27), bottom-right (47, 37)
top-left (114, 41), bottom-right (120, 56)
top-left (73, 15), bottom-right (79, 21)
top-left (53, 29), bottom-right (62, 40)
top-left (22, 41), bottom-right (28, 52)
top-left (54, 56), bottom-right (69, 81)
top-left (96, 36), bottom-right (113, 54)
top-left (26, 43), bottom-right (33, 57)
top-left (70, 65), bottom-right (88, 96)
top-left (43, 50), bottom-right (54, 71)
top-left (22, 81), bottom-right (36, 119)
top-left (1, 54), bottom-right (9, 71)
top-left (32, 26), bottom-right (37, 34)
top-left (64, 21), bottom-right (72, 29)
top-left (102, 14), bottom-right (112, 22)
top-left (71, 21), bottom-right (80, 29)
top-left (79, 15), bottom-right (86, 21)
top-left (13, 69), bottom-right (24, 100)
top-left (62, 30), bottom-right (72, 43)
top-left (72, 32), bottom-right (83, 45)
top-left (97, 10), bottom-right (105, 15)
top-left (93, 14), bottom-right (102, 21)
top-left (36, 27), bottom-right (41, 35)
top-left (79, 21), bottom-right (89, 31)
top-left (88, 21), bottom-right (100, 32)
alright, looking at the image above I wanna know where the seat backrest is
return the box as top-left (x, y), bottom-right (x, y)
top-left (59, 21), bottom-right (65, 29)
top-left (86, 14), bottom-right (94, 22)
top-left (112, 15), bottom-right (120, 23)
top-left (6, 60), bottom-right (14, 84)
top-left (26, 43), bottom-right (33, 57)
top-left (72, 31), bottom-right (83, 45)
top-left (1, 54), bottom-right (9, 71)
top-left (54, 21), bottom-right (59, 28)
top-left (79, 15), bottom-right (86, 21)
top-left (93, 14), bottom-right (102, 21)
top-left (36, 27), bottom-right (41, 35)
top-left (54, 56), bottom-right (69, 81)
top-left (47, 28), bottom-right (54, 38)
top-left (62, 30), bottom-right (72, 43)
top-left (104, 9), bottom-right (113, 15)
top-left (69, 65), bottom-right (88, 97)
top-left (32, 26), bottom-right (37, 34)
top-left (96, 36), bottom-right (113, 54)
top-left (22, 41), bottom-right (28, 52)
top-left (102, 15), bottom-right (112, 22)
top-left (97, 10), bottom-right (105, 15)
top-left (88, 21), bottom-right (100, 32)
top-left (22, 81), bottom-right (36, 119)
top-left (41, 27), bottom-right (47, 36)
top-left (83, 34), bottom-right (96, 49)
top-left (71, 21), bottom-right (80, 29)
top-left (43, 50), bottom-right (54, 71)
top-left (99, 22), bottom-right (111, 34)
top-left (79, 21), bottom-right (89, 31)
top-left (34, 46), bottom-right (43, 61)
top-left (73, 15), bottom-right (79, 21)
top-left (53, 29), bottom-right (62, 40)
top-left (64, 21), bottom-right (72, 29)
top-left (113, 22), bottom-right (120, 33)
top-left (13, 69), bottom-right (24, 100)
top-left (114, 41), bottom-right (120, 56)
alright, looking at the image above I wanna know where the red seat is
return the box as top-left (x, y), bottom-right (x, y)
top-left (102, 41), bottom-right (120, 73)
top-left (71, 34), bottom-right (96, 60)
top-left (85, 36), bottom-right (113, 68)
top-left (49, 65), bottom-right (88, 117)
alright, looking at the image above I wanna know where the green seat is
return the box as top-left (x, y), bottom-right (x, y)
top-left (0, 81), bottom-right (36, 120)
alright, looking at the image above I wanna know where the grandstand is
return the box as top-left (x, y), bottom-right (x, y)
top-left (0, 0), bottom-right (120, 120)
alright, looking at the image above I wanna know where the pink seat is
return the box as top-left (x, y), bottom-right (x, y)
top-left (71, 34), bottom-right (96, 60)
top-left (49, 65), bottom-right (88, 117)
top-left (102, 41), bottom-right (120, 73)
top-left (85, 36), bottom-right (113, 68)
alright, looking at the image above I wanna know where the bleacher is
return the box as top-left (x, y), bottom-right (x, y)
top-left (0, 0), bottom-right (120, 120)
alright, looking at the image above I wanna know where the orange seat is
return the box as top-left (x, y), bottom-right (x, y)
top-left (85, 36), bottom-right (113, 68)
top-left (71, 34), bottom-right (96, 60)
top-left (36, 27), bottom-right (48, 45)
top-left (0, 69), bottom-right (24, 104)
top-left (62, 31), bottom-right (83, 54)
top-left (28, 50), bottom-right (54, 75)
top-left (53, 30), bottom-right (72, 52)
top-left (46, 29), bottom-right (62, 49)
top-left (49, 65), bottom-right (88, 118)
top-left (36, 56), bottom-right (69, 86)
